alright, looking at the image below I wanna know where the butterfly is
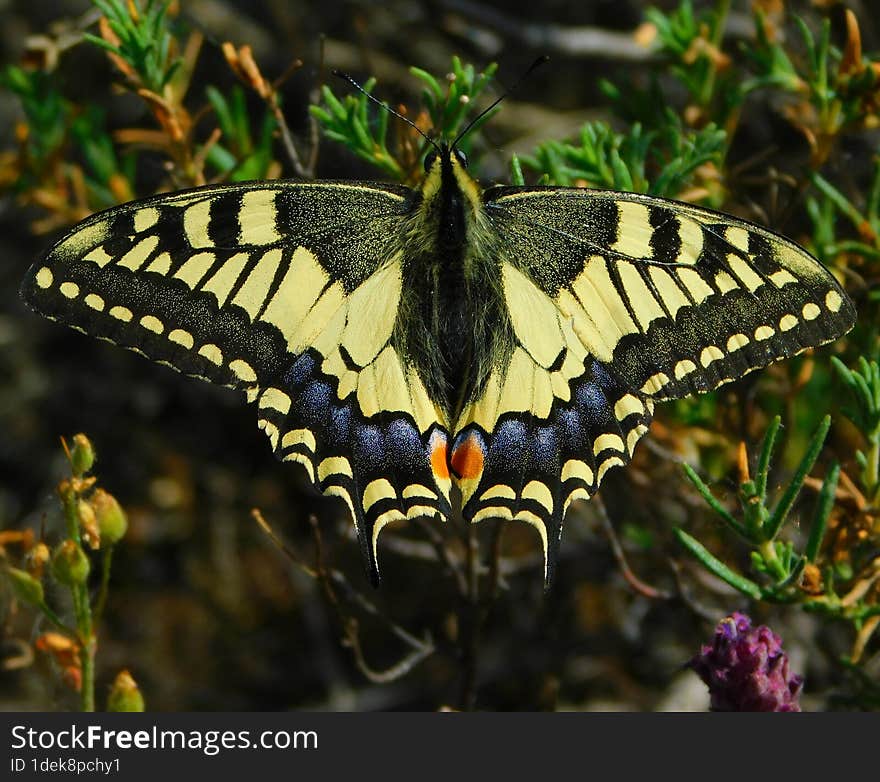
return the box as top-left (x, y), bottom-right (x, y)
top-left (21, 100), bottom-right (856, 586)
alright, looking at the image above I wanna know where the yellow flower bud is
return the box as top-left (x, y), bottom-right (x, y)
top-left (5, 566), bottom-right (45, 607)
top-left (26, 542), bottom-right (50, 579)
top-left (69, 433), bottom-right (95, 476)
top-left (51, 540), bottom-right (90, 586)
top-left (77, 499), bottom-right (100, 549)
top-left (91, 489), bottom-right (128, 545)
top-left (107, 669), bottom-right (145, 712)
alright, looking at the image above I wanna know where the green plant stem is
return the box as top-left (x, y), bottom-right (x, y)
top-left (93, 547), bottom-right (114, 627)
top-left (79, 636), bottom-right (96, 713)
top-left (38, 601), bottom-right (76, 635)
top-left (866, 435), bottom-right (880, 505)
top-left (59, 481), bottom-right (96, 712)
top-left (698, 0), bottom-right (730, 108)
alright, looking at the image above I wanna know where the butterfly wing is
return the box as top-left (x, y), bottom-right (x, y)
top-left (451, 186), bottom-right (855, 581)
top-left (22, 181), bottom-right (452, 583)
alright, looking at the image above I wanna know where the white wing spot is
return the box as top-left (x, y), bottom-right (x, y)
top-left (597, 456), bottom-right (625, 484)
top-left (118, 235), bottom-right (159, 271)
top-left (640, 372), bottom-right (670, 394)
top-left (183, 199), bottom-right (212, 248)
top-left (230, 358), bottom-right (257, 383)
top-left (35, 267), bottom-right (54, 289)
top-left (522, 480), bottom-right (554, 513)
top-left (281, 428), bottom-right (316, 454)
top-left (754, 325), bottom-right (775, 341)
top-left (402, 484), bottom-right (438, 501)
top-left (561, 459), bottom-right (594, 486)
top-left (110, 305), bottom-right (133, 322)
top-left (726, 333), bottom-right (749, 351)
top-left (613, 394), bottom-right (644, 420)
top-left (146, 252), bottom-right (172, 275)
top-left (84, 246), bottom-right (113, 267)
top-left (239, 189), bottom-right (281, 245)
top-left (825, 290), bottom-right (843, 313)
top-left (699, 345), bottom-right (724, 367)
top-left (676, 216), bottom-right (704, 264)
top-left (724, 225), bottom-right (751, 253)
top-left (317, 456), bottom-right (354, 481)
top-left (260, 421), bottom-right (280, 450)
top-left (139, 315), bottom-right (164, 334)
top-left (198, 343), bottom-right (223, 365)
top-left (611, 201), bottom-right (653, 258)
top-left (674, 359), bottom-right (697, 380)
top-left (84, 293), bottom-right (105, 311)
top-left (60, 281), bottom-right (80, 299)
top-left (259, 388), bottom-right (292, 415)
top-left (363, 478), bottom-right (397, 512)
top-left (627, 424), bottom-right (649, 454)
top-left (802, 302), bottom-right (821, 320)
top-left (174, 252), bottom-right (216, 289)
top-left (726, 256), bottom-right (764, 292)
top-left (480, 484), bottom-right (517, 502)
top-left (168, 329), bottom-right (194, 349)
top-left (779, 314), bottom-right (798, 332)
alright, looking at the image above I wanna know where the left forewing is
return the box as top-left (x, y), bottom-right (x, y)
top-left (21, 180), bottom-right (450, 584)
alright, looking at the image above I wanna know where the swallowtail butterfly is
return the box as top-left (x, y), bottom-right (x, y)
top-left (21, 121), bottom-right (855, 585)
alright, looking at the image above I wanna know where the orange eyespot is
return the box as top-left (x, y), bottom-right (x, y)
top-left (450, 432), bottom-right (485, 480)
top-left (430, 434), bottom-right (450, 481)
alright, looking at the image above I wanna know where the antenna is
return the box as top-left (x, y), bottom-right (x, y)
top-left (452, 56), bottom-right (550, 148)
top-left (332, 70), bottom-right (440, 152)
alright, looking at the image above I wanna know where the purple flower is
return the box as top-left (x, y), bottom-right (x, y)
top-left (687, 612), bottom-right (803, 712)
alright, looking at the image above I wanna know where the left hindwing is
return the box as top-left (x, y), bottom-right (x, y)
top-left (450, 187), bottom-right (855, 580)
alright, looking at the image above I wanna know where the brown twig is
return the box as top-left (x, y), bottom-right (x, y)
top-left (342, 617), bottom-right (434, 684)
top-left (667, 557), bottom-right (724, 622)
top-left (457, 516), bottom-right (482, 711)
top-left (250, 508), bottom-right (317, 577)
top-left (412, 516), bottom-right (467, 594)
top-left (593, 496), bottom-right (674, 600)
top-left (252, 509), bottom-right (435, 684)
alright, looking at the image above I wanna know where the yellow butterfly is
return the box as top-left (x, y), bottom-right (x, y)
top-left (21, 94), bottom-right (855, 585)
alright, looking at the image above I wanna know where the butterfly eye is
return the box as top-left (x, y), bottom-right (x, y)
top-left (454, 149), bottom-right (468, 168)
top-left (423, 150), bottom-right (439, 172)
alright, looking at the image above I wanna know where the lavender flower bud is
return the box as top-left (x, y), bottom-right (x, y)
top-left (688, 612), bottom-right (803, 712)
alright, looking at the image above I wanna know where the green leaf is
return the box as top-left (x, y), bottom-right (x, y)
top-left (763, 415), bottom-right (831, 540)
top-left (755, 415), bottom-right (782, 500)
top-left (805, 461), bottom-right (838, 564)
top-left (682, 463), bottom-right (750, 539)
top-left (673, 529), bottom-right (763, 600)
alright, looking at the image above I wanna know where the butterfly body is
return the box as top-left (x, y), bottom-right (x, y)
top-left (398, 145), bottom-right (508, 420)
top-left (22, 143), bottom-right (856, 585)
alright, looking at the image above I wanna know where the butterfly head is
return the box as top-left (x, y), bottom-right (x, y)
top-left (423, 143), bottom-right (468, 173)
top-left (415, 140), bottom-right (483, 223)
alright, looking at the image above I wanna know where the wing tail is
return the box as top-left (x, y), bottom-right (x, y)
top-left (454, 358), bottom-right (655, 585)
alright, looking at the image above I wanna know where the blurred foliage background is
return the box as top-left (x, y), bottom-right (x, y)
top-left (1, 0), bottom-right (879, 711)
